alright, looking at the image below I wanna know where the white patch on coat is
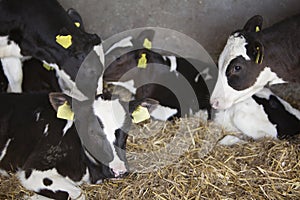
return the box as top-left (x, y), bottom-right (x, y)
top-left (43, 62), bottom-right (88, 101)
top-left (105, 36), bottom-right (133, 55)
top-left (63, 120), bottom-right (74, 136)
top-left (36, 112), bottom-right (41, 122)
top-left (0, 139), bottom-right (11, 162)
top-left (1, 57), bottom-right (23, 92)
top-left (96, 75), bottom-right (103, 95)
top-left (25, 193), bottom-right (54, 200)
top-left (93, 44), bottom-right (105, 66)
top-left (214, 89), bottom-right (278, 140)
top-left (0, 36), bottom-right (22, 58)
top-left (17, 169), bottom-right (84, 200)
top-left (84, 149), bottom-right (98, 165)
top-left (166, 56), bottom-right (179, 76)
top-left (150, 104), bottom-right (178, 121)
top-left (109, 80), bottom-right (137, 94)
top-left (43, 124), bottom-right (49, 136)
top-left (93, 98), bottom-right (127, 176)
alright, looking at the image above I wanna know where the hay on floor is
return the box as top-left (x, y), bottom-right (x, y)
top-left (0, 115), bottom-right (299, 200)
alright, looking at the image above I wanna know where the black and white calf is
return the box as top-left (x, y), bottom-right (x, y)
top-left (104, 30), bottom-right (213, 121)
top-left (0, 58), bottom-right (61, 93)
top-left (0, 0), bottom-right (104, 99)
top-left (211, 14), bottom-right (300, 109)
top-left (0, 92), bottom-right (155, 199)
top-left (215, 88), bottom-right (300, 145)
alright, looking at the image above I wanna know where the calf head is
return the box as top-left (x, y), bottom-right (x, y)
top-left (211, 15), bottom-right (283, 109)
top-left (104, 29), bottom-right (155, 82)
top-left (2, 0), bottom-right (104, 100)
top-left (49, 92), bottom-right (157, 179)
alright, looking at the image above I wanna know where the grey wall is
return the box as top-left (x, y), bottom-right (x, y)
top-left (58, 0), bottom-right (299, 60)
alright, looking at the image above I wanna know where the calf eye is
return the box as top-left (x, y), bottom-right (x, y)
top-left (234, 65), bottom-right (242, 72)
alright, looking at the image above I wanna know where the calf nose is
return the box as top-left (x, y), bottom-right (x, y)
top-left (210, 98), bottom-right (219, 109)
top-left (110, 168), bottom-right (129, 178)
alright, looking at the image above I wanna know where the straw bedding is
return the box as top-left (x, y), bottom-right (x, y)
top-left (0, 86), bottom-right (299, 199)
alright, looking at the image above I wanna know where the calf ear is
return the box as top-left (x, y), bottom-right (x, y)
top-left (129, 98), bottom-right (159, 114)
top-left (133, 29), bottom-right (155, 49)
top-left (67, 8), bottom-right (85, 30)
top-left (49, 92), bottom-right (72, 111)
top-left (243, 15), bottom-right (263, 33)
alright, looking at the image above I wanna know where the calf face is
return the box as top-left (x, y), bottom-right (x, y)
top-left (0, 0), bottom-right (104, 100)
top-left (211, 14), bottom-right (300, 109)
top-left (0, 92), bottom-right (155, 199)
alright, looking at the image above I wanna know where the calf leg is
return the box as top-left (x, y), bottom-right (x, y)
top-left (1, 57), bottom-right (23, 92)
top-left (17, 169), bottom-right (85, 200)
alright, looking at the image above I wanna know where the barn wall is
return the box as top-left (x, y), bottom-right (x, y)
top-left (58, 0), bottom-right (299, 59)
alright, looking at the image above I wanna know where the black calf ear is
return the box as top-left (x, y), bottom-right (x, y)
top-left (49, 93), bottom-right (72, 111)
top-left (243, 15), bottom-right (263, 33)
top-left (129, 98), bottom-right (159, 114)
top-left (130, 98), bottom-right (159, 124)
top-left (67, 8), bottom-right (85, 30)
top-left (133, 29), bottom-right (155, 49)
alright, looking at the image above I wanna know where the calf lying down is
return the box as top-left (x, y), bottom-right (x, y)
top-left (0, 58), bottom-right (61, 93)
top-left (0, 92), bottom-right (155, 199)
top-left (215, 88), bottom-right (300, 145)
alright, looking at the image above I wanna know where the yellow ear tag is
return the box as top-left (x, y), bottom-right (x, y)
top-left (57, 101), bottom-right (74, 120)
top-left (42, 63), bottom-right (54, 71)
top-left (56, 35), bottom-right (72, 49)
top-left (255, 26), bottom-right (260, 32)
top-left (74, 22), bottom-right (81, 28)
top-left (137, 53), bottom-right (147, 69)
top-left (143, 38), bottom-right (152, 49)
top-left (255, 46), bottom-right (263, 64)
top-left (132, 106), bottom-right (150, 124)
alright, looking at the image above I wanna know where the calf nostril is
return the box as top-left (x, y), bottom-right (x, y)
top-left (211, 99), bottom-right (219, 109)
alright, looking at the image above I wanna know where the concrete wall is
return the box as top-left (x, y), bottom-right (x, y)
top-left (58, 0), bottom-right (299, 60)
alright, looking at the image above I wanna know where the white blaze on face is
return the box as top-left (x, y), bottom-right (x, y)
top-left (211, 34), bottom-right (251, 109)
top-left (0, 36), bottom-right (22, 58)
top-left (93, 98), bottom-right (127, 176)
top-left (211, 34), bottom-right (285, 109)
top-left (93, 44), bottom-right (105, 95)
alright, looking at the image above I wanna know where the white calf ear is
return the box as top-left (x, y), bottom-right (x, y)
top-left (243, 15), bottom-right (263, 33)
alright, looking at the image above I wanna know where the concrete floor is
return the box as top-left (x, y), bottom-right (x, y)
top-left (58, 0), bottom-right (299, 58)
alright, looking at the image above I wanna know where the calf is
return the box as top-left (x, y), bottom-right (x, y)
top-left (211, 14), bottom-right (300, 109)
top-left (215, 88), bottom-right (300, 145)
top-left (0, 0), bottom-right (104, 100)
top-left (0, 92), bottom-right (155, 199)
top-left (104, 30), bottom-right (213, 121)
